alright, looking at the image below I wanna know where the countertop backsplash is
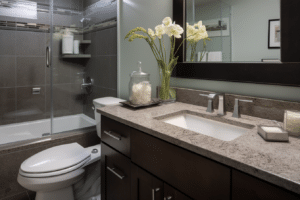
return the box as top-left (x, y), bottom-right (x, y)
top-left (170, 87), bottom-right (300, 123)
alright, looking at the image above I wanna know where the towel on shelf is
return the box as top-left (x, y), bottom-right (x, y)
top-left (207, 51), bottom-right (222, 62)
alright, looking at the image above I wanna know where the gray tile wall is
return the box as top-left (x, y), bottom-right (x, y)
top-left (83, 26), bottom-right (118, 118)
top-left (49, 33), bottom-right (87, 118)
top-left (83, 0), bottom-right (99, 9)
top-left (0, 29), bottom-right (48, 125)
top-left (0, 0), bottom-right (86, 125)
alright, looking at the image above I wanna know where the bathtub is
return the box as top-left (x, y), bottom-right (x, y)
top-left (0, 114), bottom-right (96, 145)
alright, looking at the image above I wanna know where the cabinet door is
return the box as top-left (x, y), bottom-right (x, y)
top-left (101, 143), bottom-right (131, 200)
top-left (232, 170), bottom-right (300, 200)
top-left (131, 164), bottom-right (164, 200)
top-left (131, 128), bottom-right (230, 200)
top-left (164, 183), bottom-right (192, 200)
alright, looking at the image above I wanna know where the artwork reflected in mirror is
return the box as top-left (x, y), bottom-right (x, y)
top-left (268, 19), bottom-right (280, 49)
top-left (185, 0), bottom-right (281, 63)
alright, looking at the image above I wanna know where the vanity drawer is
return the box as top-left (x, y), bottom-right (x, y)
top-left (131, 128), bottom-right (230, 200)
top-left (101, 116), bottom-right (131, 157)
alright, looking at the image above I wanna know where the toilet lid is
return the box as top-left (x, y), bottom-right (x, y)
top-left (93, 97), bottom-right (125, 107)
top-left (19, 156), bottom-right (91, 178)
top-left (20, 143), bottom-right (90, 173)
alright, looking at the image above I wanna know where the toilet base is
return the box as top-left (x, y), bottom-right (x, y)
top-left (35, 186), bottom-right (74, 200)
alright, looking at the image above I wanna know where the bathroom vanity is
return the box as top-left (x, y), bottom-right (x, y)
top-left (99, 102), bottom-right (300, 200)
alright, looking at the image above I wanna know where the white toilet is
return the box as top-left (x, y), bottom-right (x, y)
top-left (17, 97), bottom-right (125, 200)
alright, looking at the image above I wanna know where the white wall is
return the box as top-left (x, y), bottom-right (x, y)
top-left (118, 0), bottom-right (173, 100)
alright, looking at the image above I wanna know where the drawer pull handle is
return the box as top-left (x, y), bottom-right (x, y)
top-left (164, 197), bottom-right (172, 200)
top-left (107, 166), bottom-right (125, 180)
top-left (104, 131), bottom-right (122, 141)
top-left (152, 188), bottom-right (160, 200)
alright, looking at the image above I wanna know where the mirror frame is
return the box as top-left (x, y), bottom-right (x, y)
top-left (173, 0), bottom-right (300, 87)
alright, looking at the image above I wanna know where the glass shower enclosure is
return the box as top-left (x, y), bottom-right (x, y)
top-left (0, 0), bottom-right (97, 145)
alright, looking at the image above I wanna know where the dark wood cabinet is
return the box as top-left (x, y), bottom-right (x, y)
top-left (232, 170), bottom-right (300, 200)
top-left (101, 116), bottom-right (300, 200)
top-left (131, 164), bottom-right (192, 200)
top-left (164, 183), bottom-right (192, 200)
top-left (131, 128), bottom-right (230, 200)
top-left (101, 143), bottom-right (131, 200)
top-left (131, 164), bottom-right (164, 200)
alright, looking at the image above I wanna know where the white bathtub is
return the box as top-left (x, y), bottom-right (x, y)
top-left (0, 114), bottom-right (96, 145)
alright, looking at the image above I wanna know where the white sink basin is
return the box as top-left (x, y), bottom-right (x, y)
top-left (161, 113), bottom-right (253, 141)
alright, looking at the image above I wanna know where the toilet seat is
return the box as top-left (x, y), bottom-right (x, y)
top-left (17, 143), bottom-right (101, 200)
top-left (19, 156), bottom-right (91, 178)
top-left (20, 143), bottom-right (91, 174)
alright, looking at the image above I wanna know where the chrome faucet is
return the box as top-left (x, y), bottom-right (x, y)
top-left (200, 93), bottom-right (225, 115)
top-left (232, 98), bottom-right (253, 118)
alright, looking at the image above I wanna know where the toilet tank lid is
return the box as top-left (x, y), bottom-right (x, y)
top-left (93, 97), bottom-right (126, 107)
top-left (20, 143), bottom-right (90, 173)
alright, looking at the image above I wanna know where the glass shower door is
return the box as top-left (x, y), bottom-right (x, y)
top-left (50, 0), bottom-right (96, 135)
top-left (0, 0), bottom-right (52, 145)
top-left (50, 1), bottom-right (100, 199)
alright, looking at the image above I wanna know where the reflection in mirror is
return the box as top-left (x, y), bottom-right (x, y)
top-left (186, 0), bottom-right (280, 63)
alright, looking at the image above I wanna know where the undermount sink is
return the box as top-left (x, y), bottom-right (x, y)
top-left (157, 111), bottom-right (255, 141)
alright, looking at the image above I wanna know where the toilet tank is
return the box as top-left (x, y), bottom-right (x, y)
top-left (93, 97), bottom-right (125, 138)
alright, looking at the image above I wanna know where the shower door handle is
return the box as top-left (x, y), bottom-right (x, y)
top-left (46, 46), bottom-right (51, 68)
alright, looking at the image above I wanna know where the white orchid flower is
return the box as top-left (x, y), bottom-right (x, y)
top-left (165, 23), bottom-right (184, 38)
top-left (162, 17), bottom-right (172, 27)
top-left (148, 28), bottom-right (156, 39)
top-left (197, 21), bottom-right (203, 28)
top-left (155, 24), bottom-right (166, 39)
top-left (187, 24), bottom-right (196, 40)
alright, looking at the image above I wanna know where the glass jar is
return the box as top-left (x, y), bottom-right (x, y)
top-left (129, 62), bottom-right (152, 105)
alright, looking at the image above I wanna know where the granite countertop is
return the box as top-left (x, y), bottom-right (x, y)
top-left (98, 102), bottom-right (300, 195)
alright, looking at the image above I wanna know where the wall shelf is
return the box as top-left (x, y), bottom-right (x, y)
top-left (80, 40), bottom-right (91, 44)
top-left (62, 54), bottom-right (91, 58)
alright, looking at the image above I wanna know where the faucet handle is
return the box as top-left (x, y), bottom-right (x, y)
top-left (236, 99), bottom-right (253, 103)
top-left (200, 94), bottom-right (216, 113)
top-left (200, 93), bottom-right (217, 99)
top-left (232, 99), bottom-right (253, 118)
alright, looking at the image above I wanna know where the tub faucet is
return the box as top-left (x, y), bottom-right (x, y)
top-left (81, 77), bottom-right (94, 89)
top-left (200, 93), bottom-right (225, 115)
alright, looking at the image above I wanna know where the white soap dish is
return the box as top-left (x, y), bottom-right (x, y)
top-left (257, 125), bottom-right (289, 142)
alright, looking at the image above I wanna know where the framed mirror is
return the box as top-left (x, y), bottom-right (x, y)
top-left (173, 0), bottom-right (300, 86)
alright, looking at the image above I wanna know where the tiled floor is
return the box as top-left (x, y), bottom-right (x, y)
top-left (2, 191), bottom-right (33, 200)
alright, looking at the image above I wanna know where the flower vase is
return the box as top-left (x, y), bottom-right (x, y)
top-left (159, 69), bottom-right (176, 104)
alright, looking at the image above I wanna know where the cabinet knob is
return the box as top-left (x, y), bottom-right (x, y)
top-left (164, 196), bottom-right (172, 200)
